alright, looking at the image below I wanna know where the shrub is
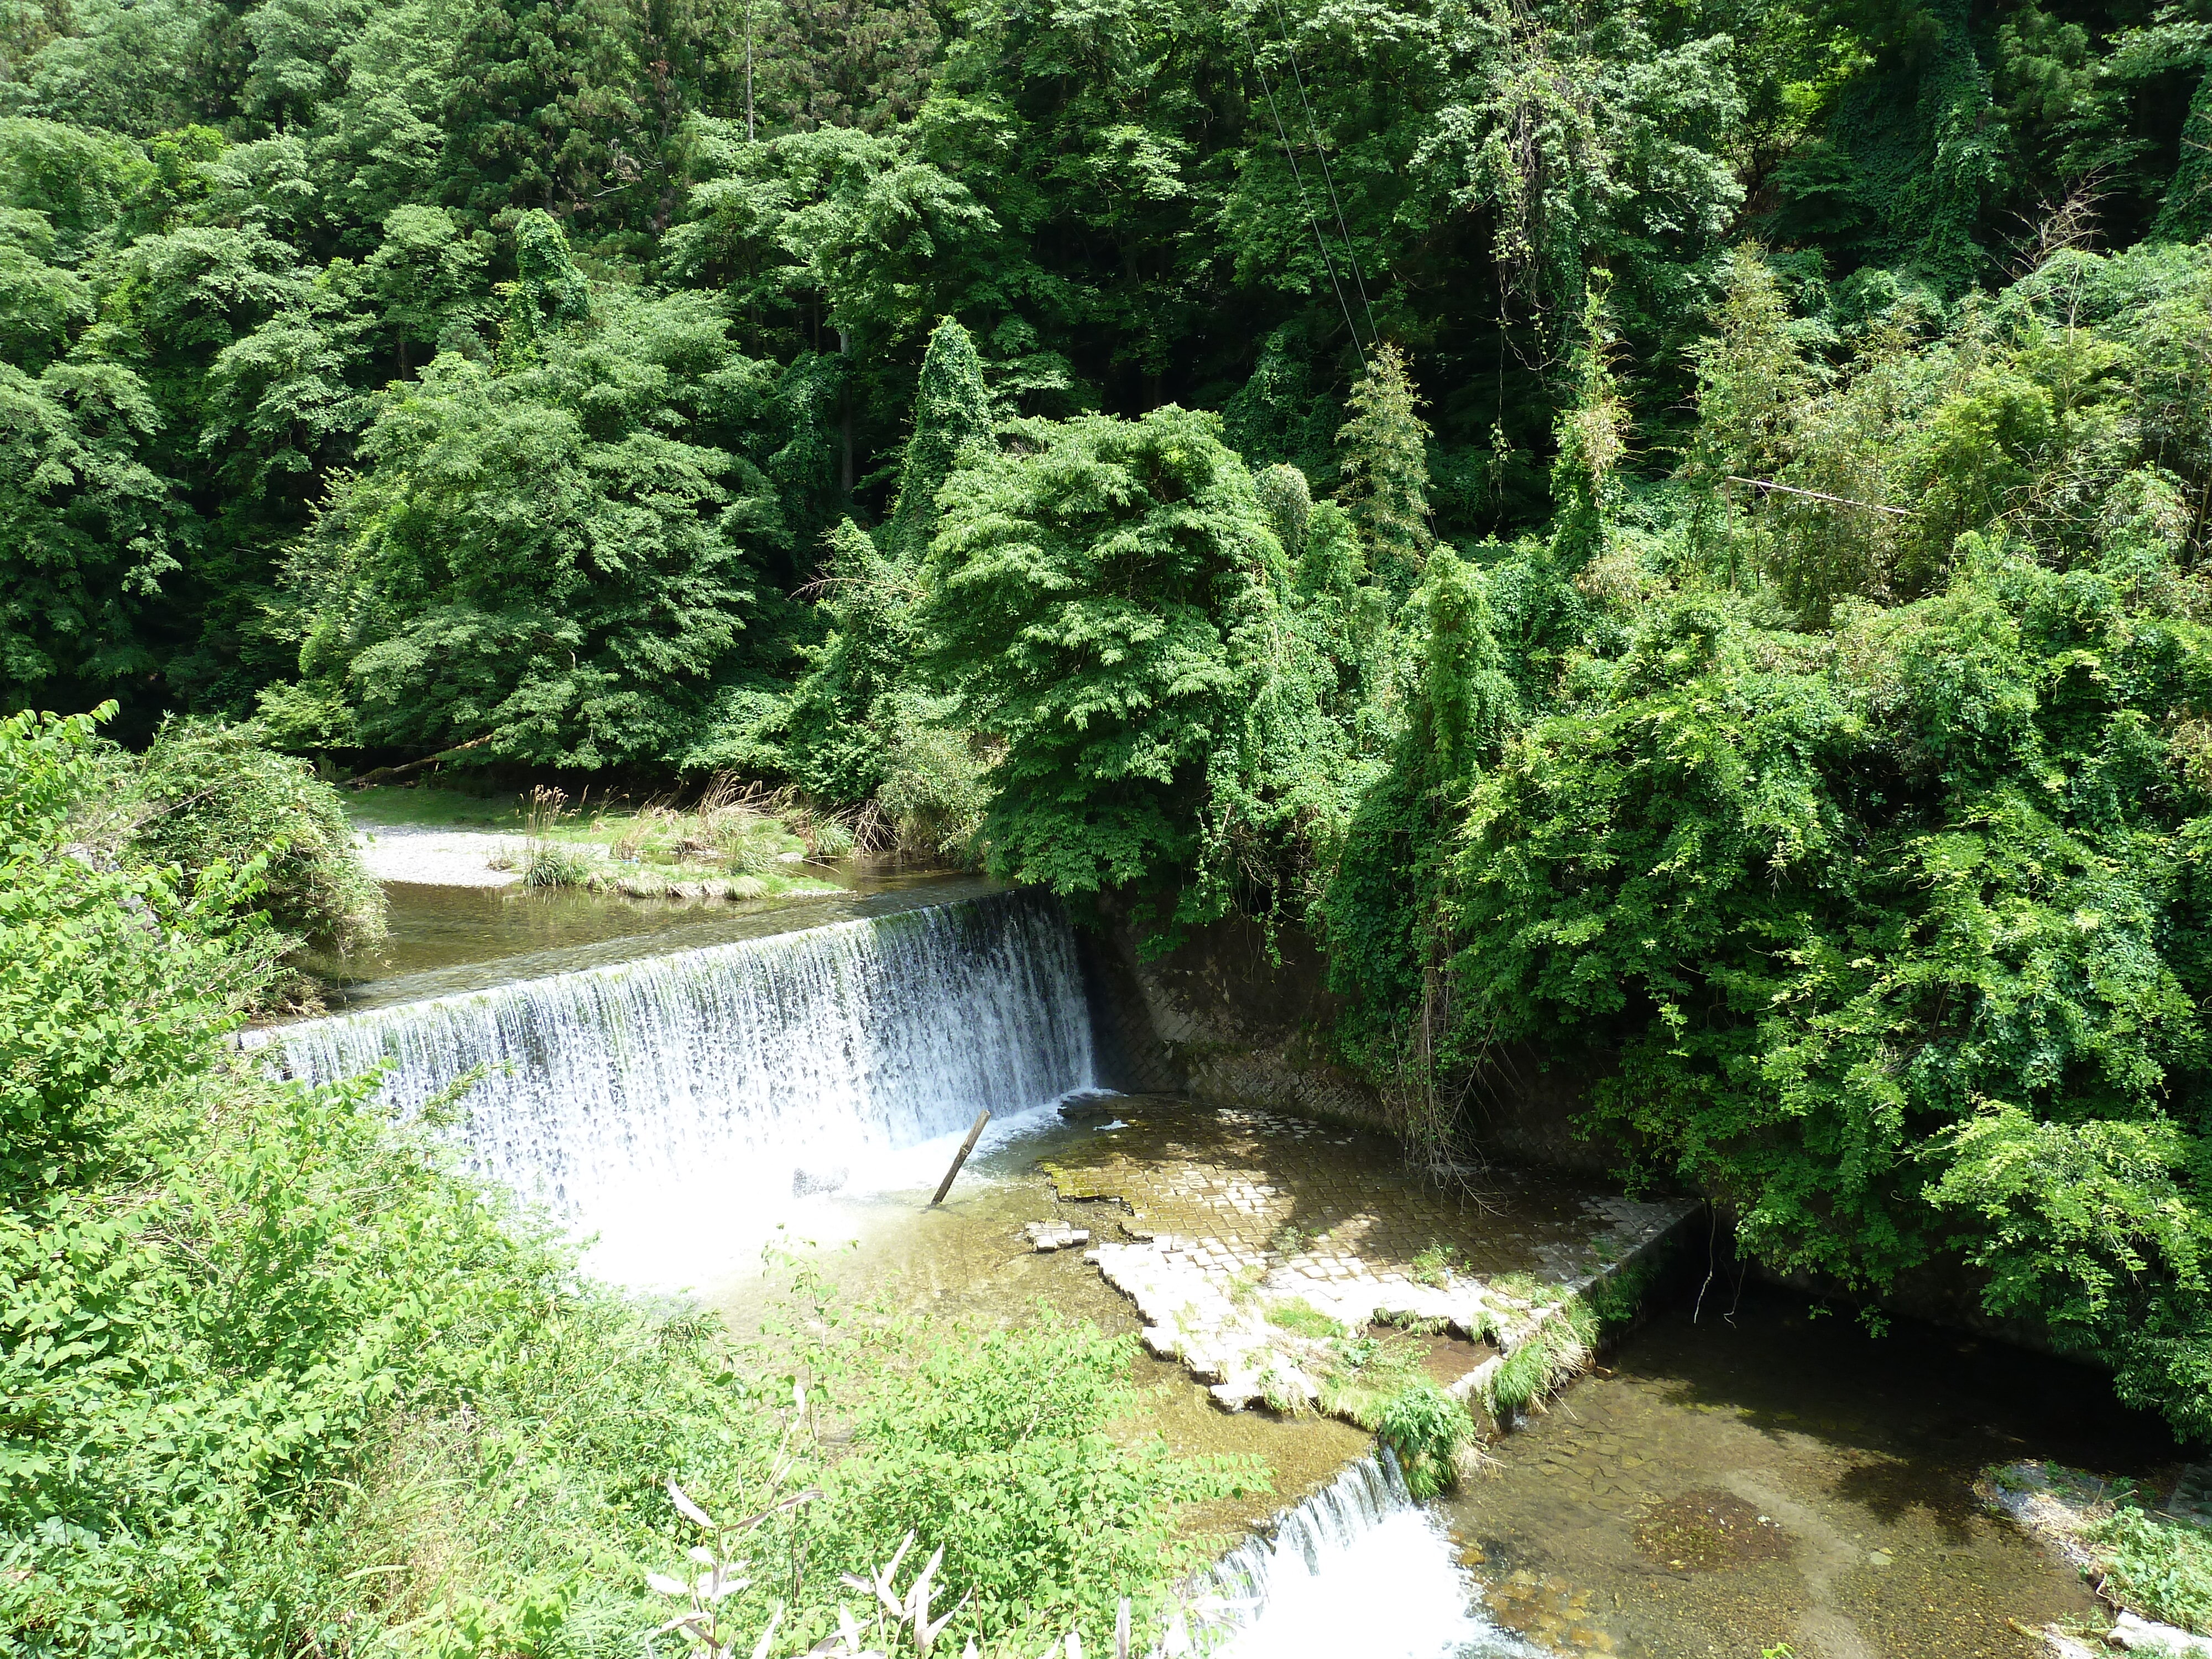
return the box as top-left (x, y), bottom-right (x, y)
top-left (723, 839), bottom-right (781, 876)
top-left (0, 705), bottom-right (268, 1199)
top-left (782, 1306), bottom-right (1264, 1652)
top-left (1411, 1242), bottom-right (1467, 1287)
top-left (807, 816), bottom-right (856, 858)
top-left (1375, 1381), bottom-right (1471, 1498)
top-left (127, 717), bottom-right (385, 956)
top-left (2086, 1508), bottom-right (2212, 1635)
top-left (521, 840), bottom-right (595, 887)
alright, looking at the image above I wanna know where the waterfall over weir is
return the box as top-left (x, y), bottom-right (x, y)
top-left (258, 890), bottom-right (1095, 1284)
top-left (1206, 1454), bottom-right (1541, 1659)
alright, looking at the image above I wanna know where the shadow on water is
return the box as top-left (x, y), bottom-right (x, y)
top-left (1450, 1277), bottom-right (2182, 1658)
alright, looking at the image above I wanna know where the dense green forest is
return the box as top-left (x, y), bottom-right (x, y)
top-left (8, 0), bottom-right (2212, 1645)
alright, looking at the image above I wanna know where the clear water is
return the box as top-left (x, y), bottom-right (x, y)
top-left (304, 863), bottom-right (997, 1011)
top-left (256, 888), bottom-right (1094, 1285)
top-left (266, 885), bottom-right (2173, 1657)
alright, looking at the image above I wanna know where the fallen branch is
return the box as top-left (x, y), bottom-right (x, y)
top-left (1725, 476), bottom-right (1915, 518)
top-left (346, 734), bottom-right (496, 790)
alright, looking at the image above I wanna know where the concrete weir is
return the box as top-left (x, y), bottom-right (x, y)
top-left (1036, 1096), bottom-right (1699, 1430)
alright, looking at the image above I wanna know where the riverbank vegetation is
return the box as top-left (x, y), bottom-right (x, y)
top-left (0, 708), bottom-right (1260, 1655)
top-left (9, 0), bottom-right (2212, 1628)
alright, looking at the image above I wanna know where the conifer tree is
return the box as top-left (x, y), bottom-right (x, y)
top-left (884, 317), bottom-right (991, 565)
top-left (1334, 342), bottom-right (1433, 588)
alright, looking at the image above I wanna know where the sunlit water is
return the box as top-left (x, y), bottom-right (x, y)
top-left (1207, 1455), bottom-right (1538, 1658)
top-left (261, 883), bottom-right (2175, 1657)
top-left (255, 888), bottom-right (1093, 1285)
top-left (303, 864), bottom-right (998, 1011)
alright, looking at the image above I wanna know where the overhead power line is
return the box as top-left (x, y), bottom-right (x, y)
top-left (1267, 0), bottom-right (1380, 353)
top-left (1238, 12), bottom-right (1370, 378)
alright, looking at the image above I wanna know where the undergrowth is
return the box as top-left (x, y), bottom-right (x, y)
top-left (1375, 1383), bottom-right (1472, 1499)
top-left (2086, 1509), bottom-right (2212, 1635)
top-left (1, 710), bottom-right (1259, 1657)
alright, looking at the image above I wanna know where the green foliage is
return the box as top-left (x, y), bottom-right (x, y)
top-left (875, 686), bottom-right (993, 857)
top-left (781, 518), bottom-right (914, 803)
top-left (0, 704), bottom-right (260, 1199)
top-left (919, 404), bottom-right (1348, 926)
top-left (1265, 1297), bottom-right (1346, 1338)
top-left (1334, 343), bottom-right (1432, 588)
top-left (271, 288), bottom-right (785, 768)
top-left (1374, 1381), bottom-right (1469, 1498)
top-left (883, 316), bottom-right (991, 566)
top-left (2085, 1507), bottom-right (2212, 1635)
top-left (795, 1307), bottom-right (1262, 1651)
top-left (1410, 1243), bottom-right (1467, 1287)
top-left (127, 716), bottom-right (385, 956)
top-left (1442, 536), bottom-right (2212, 1432)
top-left (2, 711), bottom-right (1255, 1656)
top-left (0, 356), bottom-right (174, 713)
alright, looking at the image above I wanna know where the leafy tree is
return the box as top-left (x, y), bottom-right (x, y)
top-left (1442, 548), bottom-right (2212, 1433)
top-left (270, 286), bottom-right (784, 765)
top-left (919, 404), bottom-right (1344, 924)
top-left (0, 358), bottom-right (175, 716)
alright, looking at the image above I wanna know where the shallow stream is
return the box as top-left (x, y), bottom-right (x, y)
top-left (707, 1094), bottom-right (2173, 1659)
top-left (284, 879), bottom-right (2177, 1658)
top-left (309, 859), bottom-right (990, 1010)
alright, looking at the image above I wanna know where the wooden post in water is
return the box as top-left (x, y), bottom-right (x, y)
top-left (930, 1109), bottom-right (992, 1206)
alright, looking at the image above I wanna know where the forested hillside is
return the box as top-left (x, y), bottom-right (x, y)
top-left (8, 0), bottom-right (2212, 1438)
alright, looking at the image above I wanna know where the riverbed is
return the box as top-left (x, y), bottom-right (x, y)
top-left (294, 875), bottom-right (2176, 1658)
top-left (704, 1090), bottom-right (2169, 1658)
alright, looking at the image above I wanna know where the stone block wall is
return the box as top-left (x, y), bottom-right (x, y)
top-left (1074, 893), bottom-right (1623, 1172)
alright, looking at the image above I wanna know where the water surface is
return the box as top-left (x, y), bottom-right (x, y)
top-left (308, 860), bottom-right (993, 1010)
top-left (1444, 1284), bottom-right (2172, 1657)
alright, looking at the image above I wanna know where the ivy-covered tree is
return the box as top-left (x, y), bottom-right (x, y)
top-left (881, 315), bottom-right (990, 565)
top-left (779, 518), bottom-right (913, 800)
top-left (919, 404), bottom-right (1345, 923)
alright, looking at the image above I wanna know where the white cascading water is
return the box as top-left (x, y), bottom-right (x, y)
top-left (1204, 1453), bottom-right (1545, 1659)
top-left (256, 890), bottom-right (1095, 1285)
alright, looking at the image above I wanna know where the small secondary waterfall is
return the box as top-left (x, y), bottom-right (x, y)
top-left (1205, 1454), bottom-right (1540, 1658)
top-left (258, 890), bottom-right (1094, 1281)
